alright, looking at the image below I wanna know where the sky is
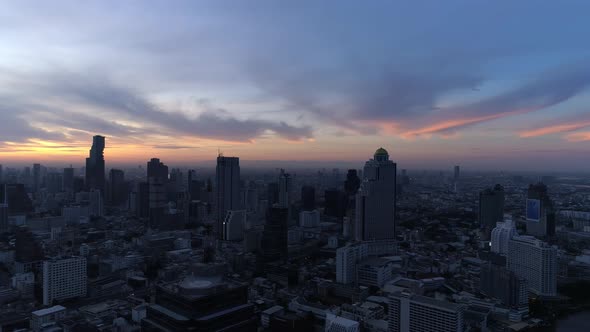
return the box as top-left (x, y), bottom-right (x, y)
top-left (1, 1), bottom-right (590, 171)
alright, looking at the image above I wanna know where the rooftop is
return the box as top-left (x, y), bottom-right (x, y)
top-left (32, 305), bottom-right (66, 317)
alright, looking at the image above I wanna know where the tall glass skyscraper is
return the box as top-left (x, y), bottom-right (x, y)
top-left (355, 148), bottom-right (397, 241)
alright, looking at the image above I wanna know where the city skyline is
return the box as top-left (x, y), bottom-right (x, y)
top-left (2, 1), bottom-right (590, 171)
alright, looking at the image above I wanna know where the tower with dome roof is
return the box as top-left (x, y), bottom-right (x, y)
top-left (355, 147), bottom-right (397, 241)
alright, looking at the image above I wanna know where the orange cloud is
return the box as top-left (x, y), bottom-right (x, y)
top-left (564, 132), bottom-right (590, 142)
top-left (520, 121), bottom-right (590, 137)
top-left (399, 111), bottom-right (517, 138)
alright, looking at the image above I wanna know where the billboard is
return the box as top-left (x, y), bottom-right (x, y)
top-left (526, 199), bottom-right (541, 222)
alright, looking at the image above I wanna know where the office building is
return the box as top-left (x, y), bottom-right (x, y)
top-left (223, 210), bottom-right (246, 241)
top-left (260, 207), bottom-right (289, 264)
top-left (355, 148), bottom-right (397, 241)
top-left (336, 243), bottom-right (368, 285)
top-left (480, 262), bottom-right (528, 308)
top-left (389, 291), bottom-right (464, 332)
top-left (491, 217), bottom-right (517, 255)
top-left (1, 184), bottom-right (33, 214)
top-left (108, 168), bottom-right (126, 205)
top-left (325, 313), bottom-right (360, 332)
top-left (325, 189), bottom-right (347, 219)
top-left (479, 185), bottom-right (505, 240)
top-left (507, 235), bottom-right (557, 297)
top-left (135, 182), bottom-right (150, 219)
top-left (0, 203), bottom-right (7, 232)
top-left (89, 189), bottom-right (103, 217)
top-left (85, 135), bottom-right (105, 195)
top-left (46, 172), bottom-right (63, 193)
top-left (301, 185), bottom-right (316, 211)
top-left (216, 156), bottom-right (240, 239)
top-left (526, 183), bottom-right (555, 238)
top-left (454, 165), bottom-right (460, 181)
top-left (43, 256), bottom-right (87, 305)
top-left (147, 158), bottom-right (168, 228)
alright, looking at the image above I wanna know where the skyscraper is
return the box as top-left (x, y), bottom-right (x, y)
top-left (260, 207), bottom-right (289, 264)
top-left (453, 165), bottom-right (460, 181)
top-left (85, 135), bottom-right (105, 195)
top-left (147, 158), bottom-right (168, 228)
top-left (33, 163), bottom-right (41, 194)
top-left (491, 217), bottom-right (517, 255)
top-left (479, 184), bottom-right (505, 240)
top-left (526, 183), bottom-right (555, 238)
top-left (355, 148), bottom-right (397, 241)
top-left (216, 156), bottom-right (240, 239)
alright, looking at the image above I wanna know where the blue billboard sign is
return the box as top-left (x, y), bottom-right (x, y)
top-left (526, 199), bottom-right (541, 222)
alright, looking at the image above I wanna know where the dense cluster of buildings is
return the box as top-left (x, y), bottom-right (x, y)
top-left (0, 136), bottom-right (589, 331)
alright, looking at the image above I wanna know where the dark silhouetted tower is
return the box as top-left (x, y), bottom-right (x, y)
top-left (344, 169), bottom-right (361, 195)
top-left (479, 184), bottom-right (505, 240)
top-left (85, 135), bottom-right (105, 195)
top-left (147, 158), bottom-right (168, 228)
top-left (216, 156), bottom-right (240, 239)
top-left (526, 183), bottom-right (555, 238)
top-left (301, 186), bottom-right (315, 211)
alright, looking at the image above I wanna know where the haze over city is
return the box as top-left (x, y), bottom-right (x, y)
top-left (2, 1), bottom-right (590, 171)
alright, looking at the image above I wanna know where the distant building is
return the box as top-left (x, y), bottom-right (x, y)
top-left (0, 203), bottom-right (7, 232)
top-left (301, 185), bottom-right (316, 211)
top-left (525, 183), bottom-right (555, 238)
top-left (491, 217), bottom-right (517, 255)
top-left (325, 189), bottom-right (347, 220)
top-left (261, 207), bottom-right (289, 264)
top-left (108, 169), bottom-right (126, 205)
top-left (89, 189), bottom-right (103, 217)
top-left (355, 148), bottom-right (397, 241)
top-left (389, 291), bottom-right (464, 332)
top-left (325, 312), bottom-right (360, 332)
top-left (216, 156), bottom-right (240, 239)
top-left (344, 169), bottom-right (361, 196)
top-left (33, 163), bottom-right (41, 195)
top-left (479, 185), bottom-right (505, 240)
top-left (43, 256), bottom-right (87, 305)
top-left (453, 165), bottom-right (460, 181)
top-left (507, 235), bottom-right (557, 297)
top-left (85, 135), bottom-right (105, 195)
top-left (62, 167), bottom-right (75, 194)
top-left (300, 210), bottom-right (320, 228)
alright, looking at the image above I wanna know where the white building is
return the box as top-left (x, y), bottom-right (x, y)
top-left (507, 235), bottom-right (557, 297)
top-left (336, 243), bottom-right (368, 284)
top-left (43, 256), bottom-right (87, 305)
top-left (223, 209), bottom-right (246, 241)
top-left (357, 258), bottom-right (394, 288)
top-left (389, 291), bottom-right (464, 332)
top-left (491, 217), bottom-right (517, 255)
top-left (300, 210), bottom-right (320, 228)
top-left (355, 148), bottom-right (396, 241)
top-left (31, 305), bottom-right (66, 331)
top-left (325, 313), bottom-right (360, 332)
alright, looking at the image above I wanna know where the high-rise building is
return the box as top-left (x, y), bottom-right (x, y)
top-left (526, 183), bottom-right (555, 238)
top-left (479, 184), bottom-right (505, 240)
top-left (301, 186), bottom-right (316, 211)
top-left (46, 172), bottom-right (63, 194)
top-left (223, 210), bottom-right (246, 241)
top-left (147, 158), bottom-right (168, 228)
top-left (42, 256), bottom-right (87, 305)
top-left (85, 135), bottom-right (106, 195)
top-left (88, 189), bottom-right (103, 217)
top-left (325, 313), bottom-right (360, 332)
top-left (62, 167), bottom-right (74, 193)
top-left (33, 163), bottom-right (41, 194)
top-left (278, 169), bottom-right (292, 208)
top-left (325, 189), bottom-right (347, 219)
top-left (0, 164), bottom-right (3, 183)
top-left (480, 262), bottom-right (528, 308)
top-left (1, 183), bottom-right (33, 215)
top-left (507, 235), bottom-right (557, 297)
top-left (135, 182), bottom-right (150, 219)
top-left (261, 207), bottom-right (289, 264)
top-left (216, 156), bottom-right (240, 239)
top-left (355, 148), bottom-right (397, 241)
top-left (336, 243), bottom-right (368, 285)
top-left (389, 291), bottom-right (464, 332)
top-left (108, 169), bottom-right (126, 205)
top-left (491, 217), bottom-right (517, 255)
top-left (268, 182), bottom-right (279, 206)
top-left (344, 169), bottom-right (361, 196)
top-left (0, 203), bottom-right (8, 232)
